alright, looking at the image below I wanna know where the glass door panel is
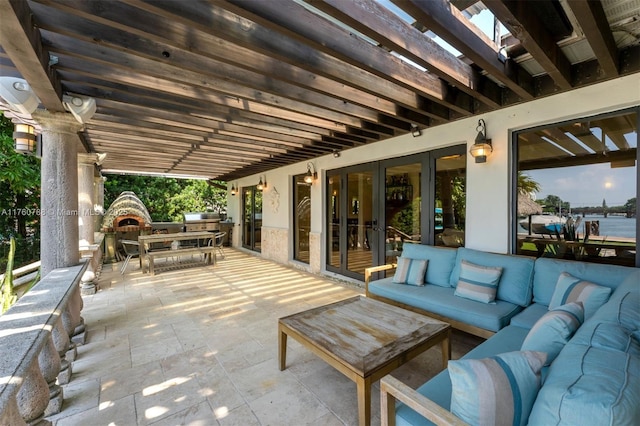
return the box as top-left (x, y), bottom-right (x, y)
top-left (243, 188), bottom-right (252, 248)
top-left (384, 163), bottom-right (422, 263)
top-left (327, 173), bottom-right (341, 269)
top-left (242, 186), bottom-right (262, 252)
top-left (293, 174), bottom-right (311, 263)
top-left (346, 170), bottom-right (373, 275)
top-left (434, 153), bottom-right (466, 247)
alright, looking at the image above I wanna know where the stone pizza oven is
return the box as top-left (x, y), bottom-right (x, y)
top-left (101, 191), bottom-right (152, 233)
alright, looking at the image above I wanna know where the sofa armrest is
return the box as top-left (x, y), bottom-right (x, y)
top-left (364, 263), bottom-right (396, 294)
top-left (380, 375), bottom-right (468, 426)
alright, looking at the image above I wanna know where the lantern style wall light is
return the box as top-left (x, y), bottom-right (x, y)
top-left (257, 176), bottom-right (267, 191)
top-left (469, 119), bottom-right (492, 163)
top-left (13, 123), bottom-right (37, 155)
top-left (410, 124), bottom-right (421, 137)
top-left (230, 183), bottom-right (237, 196)
top-left (304, 162), bottom-right (318, 184)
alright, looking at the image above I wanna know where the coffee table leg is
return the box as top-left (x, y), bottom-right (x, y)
top-left (441, 331), bottom-right (451, 369)
top-left (278, 324), bottom-right (287, 371)
top-left (356, 376), bottom-right (372, 426)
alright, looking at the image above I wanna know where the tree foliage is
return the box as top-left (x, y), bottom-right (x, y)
top-left (0, 113), bottom-right (41, 270)
top-left (517, 172), bottom-right (541, 195)
top-left (104, 175), bottom-right (227, 222)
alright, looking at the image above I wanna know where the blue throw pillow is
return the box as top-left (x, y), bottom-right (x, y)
top-left (449, 351), bottom-right (547, 426)
top-left (454, 260), bottom-right (503, 303)
top-left (393, 257), bottom-right (428, 286)
top-left (521, 302), bottom-right (584, 365)
top-left (549, 272), bottom-right (612, 319)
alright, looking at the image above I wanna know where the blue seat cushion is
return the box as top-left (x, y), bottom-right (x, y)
top-left (509, 303), bottom-right (548, 329)
top-left (449, 248), bottom-right (534, 307)
top-left (369, 279), bottom-right (522, 332)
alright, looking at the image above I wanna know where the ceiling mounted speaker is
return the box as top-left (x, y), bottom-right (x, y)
top-left (0, 77), bottom-right (40, 115)
top-left (63, 94), bottom-right (96, 124)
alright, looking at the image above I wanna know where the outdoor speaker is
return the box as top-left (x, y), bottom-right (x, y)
top-left (0, 77), bottom-right (40, 115)
top-left (62, 94), bottom-right (96, 124)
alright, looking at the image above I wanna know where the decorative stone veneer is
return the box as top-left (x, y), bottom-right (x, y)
top-left (260, 227), bottom-right (289, 264)
top-left (309, 231), bottom-right (322, 273)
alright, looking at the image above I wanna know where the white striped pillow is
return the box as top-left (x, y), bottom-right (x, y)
top-left (549, 272), bottom-right (611, 319)
top-left (454, 260), bottom-right (503, 303)
top-left (449, 351), bottom-right (547, 426)
top-left (521, 302), bottom-right (584, 365)
top-left (393, 257), bottom-right (428, 286)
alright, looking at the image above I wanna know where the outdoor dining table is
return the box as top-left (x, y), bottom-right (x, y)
top-left (138, 231), bottom-right (215, 274)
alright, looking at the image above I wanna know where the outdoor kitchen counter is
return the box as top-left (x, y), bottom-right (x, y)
top-left (138, 231), bottom-right (215, 274)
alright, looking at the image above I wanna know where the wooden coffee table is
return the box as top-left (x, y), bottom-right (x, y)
top-left (278, 295), bottom-right (450, 426)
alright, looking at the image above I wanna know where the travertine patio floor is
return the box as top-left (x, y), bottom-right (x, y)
top-left (48, 248), bottom-right (482, 426)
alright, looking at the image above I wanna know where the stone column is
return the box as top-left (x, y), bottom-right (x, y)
top-left (77, 153), bottom-right (97, 246)
top-left (94, 175), bottom-right (106, 230)
top-left (32, 110), bottom-right (83, 279)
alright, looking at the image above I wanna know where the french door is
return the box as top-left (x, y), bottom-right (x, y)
top-left (326, 147), bottom-right (466, 280)
top-left (242, 185), bottom-right (262, 252)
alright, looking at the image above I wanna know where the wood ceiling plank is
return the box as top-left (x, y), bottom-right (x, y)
top-left (33, 0), bottom-right (428, 127)
top-left (122, 0), bottom-right (443, 122)
top-left (42, 35), bottom-right (356, 133)
top-left (392, 0), bottom-right (534, 99)
top-left (220, 0), bottom-right (475, 116)
top-left (484, 0), bottom-right (572, 90)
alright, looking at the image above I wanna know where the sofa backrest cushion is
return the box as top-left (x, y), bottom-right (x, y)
top-left (532, 258), bottom-right (637, 306)
top-left (449, 248), bottom-right (535, 307)
top-left (401, 244), bottom-right (457, 287)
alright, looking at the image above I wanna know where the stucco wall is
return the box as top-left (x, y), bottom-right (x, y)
top-left (227, 75), bottom-right (640, 270)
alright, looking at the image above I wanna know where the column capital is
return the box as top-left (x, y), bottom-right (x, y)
top-left (32, 109), bottom-right (83, 135)
top-left (78, 152), bottom-right (99, 165)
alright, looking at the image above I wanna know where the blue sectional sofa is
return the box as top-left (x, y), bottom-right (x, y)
top-left (366, 245), bottom-right (640, 425)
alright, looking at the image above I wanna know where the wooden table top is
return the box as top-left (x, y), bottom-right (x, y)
top-left (279, 295), bottom-right (449, 376)
top-left (138, 231), bottom-right (214, 244)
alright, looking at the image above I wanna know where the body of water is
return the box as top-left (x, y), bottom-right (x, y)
top-left (518, 214), bottom-right (637, 239)
top-left (578, 215), bottom-right (637, 239)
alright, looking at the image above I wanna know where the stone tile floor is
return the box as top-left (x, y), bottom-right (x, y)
top-left (49, 248), bottom-right (482, 425)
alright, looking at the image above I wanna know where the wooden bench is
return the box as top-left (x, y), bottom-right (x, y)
top-left (145, 246), bottom-right (217, 275)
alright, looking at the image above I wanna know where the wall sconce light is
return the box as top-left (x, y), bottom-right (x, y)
top-left (257, 176), bottom-right (266, 190)
top-left (410, 124), bottom-right (421, 137)
top-left (230, 183), bottom-right (237, 196)
top-left (13, 123), bottom-right (37, 155)
top-left (304, 162), bottom-right (318, 184)
top-left (469, 119), bottom-right (492, 163)
top-left (332, 150), bottom-right (340, 158)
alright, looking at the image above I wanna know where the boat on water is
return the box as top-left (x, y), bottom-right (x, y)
top-left (519, 214), bottom-right (566, 235)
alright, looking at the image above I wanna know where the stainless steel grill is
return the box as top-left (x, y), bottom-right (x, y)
top-left (183, 212), bottom-right (221, 232)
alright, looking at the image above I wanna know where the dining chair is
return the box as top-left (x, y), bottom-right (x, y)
top-left (120, 239), bottom-right (140, 274)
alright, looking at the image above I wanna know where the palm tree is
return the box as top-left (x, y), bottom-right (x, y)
top-left (517, 172), bottom-right (541, 195)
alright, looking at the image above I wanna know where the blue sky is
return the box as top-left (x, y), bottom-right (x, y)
top-left (525, 164), bottom-right (636, 208)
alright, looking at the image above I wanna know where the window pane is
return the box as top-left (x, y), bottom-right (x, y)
top-left (327, 174), bottom-right (340, 269)
top-left (294, 174), bottom-right (310, 263)
top-left (515, 111), bottom-right (637, 267)
top-left (435, 153), bottom-right (466, 247)
top-left (385, 163), bottom-right (421, 263)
